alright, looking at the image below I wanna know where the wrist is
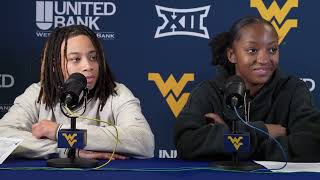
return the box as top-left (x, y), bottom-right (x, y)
top-left (55, 124), bottom-right (63, 141)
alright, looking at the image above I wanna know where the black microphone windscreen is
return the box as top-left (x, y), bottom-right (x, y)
top-left (225, 75), bottom-right (246, 108)
top-left (60, 73), bottom-right (87, 107)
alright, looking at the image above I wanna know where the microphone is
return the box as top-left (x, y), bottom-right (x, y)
top-left (60, 73), bottom-right (87, 108)
top-left (223, 75), bottom-right (250, 153)
top-left (48, 72), bottom-right (98, 168)
top-left (210, 75), bottom-right (259, 170)
top-left (210, 75), bottom-right (264, 170)
top-left (224, 75), bottom-right (246, 108)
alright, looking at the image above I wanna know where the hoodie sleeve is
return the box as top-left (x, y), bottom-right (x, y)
top-left (59, 83), bottom-right (155, 159)
top-left (0, 84), bottom-right (59, 159)
top-left (257, 80), bottom-right (320, 162)
top-left (174, 81), bottom-right (231, 160)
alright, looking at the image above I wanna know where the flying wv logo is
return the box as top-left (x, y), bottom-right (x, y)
top-left (251, 0), bottom-right (298, 44)
top-left (148, 73), bottom-right (194, 117)
top-left (62, 133), bottom-right (78, 147)
top-left (154, 5), bottom-right (210, 39)
top-left (228, 136), bottom-right (243, 150)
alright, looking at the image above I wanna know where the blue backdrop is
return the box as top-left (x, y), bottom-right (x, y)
top-left (1, 0), bottom-right (319, 158)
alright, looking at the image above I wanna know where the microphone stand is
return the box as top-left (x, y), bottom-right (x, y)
top-left (209, 100), bottom-right (264, 171)
top-left (47, 91), bottom-right (99, 168)
top-left (47, 117), bottom-right (98, 168)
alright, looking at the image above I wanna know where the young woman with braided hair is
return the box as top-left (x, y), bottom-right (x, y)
top-left (0, 25), bottom-right (154, 160)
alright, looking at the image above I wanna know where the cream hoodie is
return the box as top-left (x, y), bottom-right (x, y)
top-left (0, 83), bottom-right (154, 159)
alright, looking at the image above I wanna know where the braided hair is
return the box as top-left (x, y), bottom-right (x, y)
top-left (37, 25), bottom-right (116, 111)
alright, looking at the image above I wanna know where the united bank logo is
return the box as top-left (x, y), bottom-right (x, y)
top-left (0, 104), bottom-right (12, 113)
top-left (301, 78), bottom-right (316, 92)
top-left (0, 74), bottom-right (15, 88)
top-left (148, 73), bottom-right (194, 117)
top-left (35, 1), bottom-right (116, 40)
top-left (154, 5), bottom-right (210, 39)
top-left (250, 0), bottom-right (298, 44)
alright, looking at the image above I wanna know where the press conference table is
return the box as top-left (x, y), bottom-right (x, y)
top-left (0, 158), bottom-right (319, 180)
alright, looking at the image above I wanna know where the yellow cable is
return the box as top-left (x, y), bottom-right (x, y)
top-left (64, 106), bottom-right (120, 169)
